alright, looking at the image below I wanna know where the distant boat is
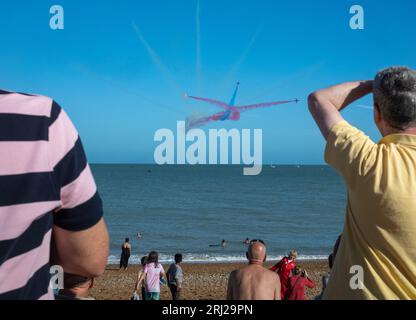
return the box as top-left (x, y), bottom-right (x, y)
top-left (271, 162), bottom-right (276, 169)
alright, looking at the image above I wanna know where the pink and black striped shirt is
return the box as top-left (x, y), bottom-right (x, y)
top-left (0, 90), bottom-right (103, 300)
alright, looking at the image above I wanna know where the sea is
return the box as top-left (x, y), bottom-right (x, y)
top-left (91, 165), bottom-right (347, 265)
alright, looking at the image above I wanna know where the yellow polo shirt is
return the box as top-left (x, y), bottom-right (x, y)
top-left (322, 120), bottom-right (416, 300)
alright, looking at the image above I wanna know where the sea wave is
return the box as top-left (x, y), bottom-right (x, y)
top-left (108, 253), bottom-right (328, 264)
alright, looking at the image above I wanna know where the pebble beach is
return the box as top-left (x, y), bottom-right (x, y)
top-left (91, 260), bottom-right (328, 300)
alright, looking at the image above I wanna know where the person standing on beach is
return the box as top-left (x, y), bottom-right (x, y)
top-left (308, 66), bottom-right (416, 299)
top-left (270, 250), bottom-right (297, 299)
top-left (167, 253), bottom-right (184, 300)
top-left (227, 240), bottom-right (281, 300)
top-left (315, 254), bottom-right (333, 300)
top-left (134, 256), bottom-right (148, 300)
top-left (119, 238), bottom-right (131, 271)
top-left (0, 90), bottom-right (109, 299)
top-left (138, 251), bottom-right (166, 300)
top-left (285, 266), bottom-right (315, 300)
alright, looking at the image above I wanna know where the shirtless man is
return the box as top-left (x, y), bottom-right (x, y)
top-left (227, 241), bottom-right (281, 300)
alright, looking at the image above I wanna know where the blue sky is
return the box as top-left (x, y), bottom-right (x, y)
top-left (1, 0), bottom-right (415, 164)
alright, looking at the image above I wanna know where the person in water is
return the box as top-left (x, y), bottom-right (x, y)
top-left (221, 240), bottom-right (227, 249)
top-left (120, 238), bottom-right (131, 271)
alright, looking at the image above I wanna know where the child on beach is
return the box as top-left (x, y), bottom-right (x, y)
top-left (167, 254), bottom-right (184, 300)
top-left (137, 251), bottom-right (166, 300)
top-left (134, 256), bottom-right (148, 300)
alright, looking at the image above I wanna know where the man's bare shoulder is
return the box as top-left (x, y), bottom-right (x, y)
top-left (263, 268), bottom-right (280, 281)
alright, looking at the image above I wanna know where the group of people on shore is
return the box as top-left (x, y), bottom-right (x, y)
top-left (132, 251), bottom-right (184, 301)
top-left (227, 243), bottom-right (317, 300)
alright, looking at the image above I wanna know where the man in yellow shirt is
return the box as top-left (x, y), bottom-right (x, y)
top-left (308, 66), bottom-right (416, 299)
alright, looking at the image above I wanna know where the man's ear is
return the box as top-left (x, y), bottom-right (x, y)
top-left (374, 103), bottom-right (382, 124)
top-left (374, 103), bottom-right (386, 135)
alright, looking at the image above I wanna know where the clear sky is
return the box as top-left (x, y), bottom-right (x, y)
top-left (1, 0), bottom-right (415, 164)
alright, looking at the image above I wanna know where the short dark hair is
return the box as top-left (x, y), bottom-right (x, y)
top-left (141, 256), bottom-right (148, 266)
top-left (293, 266), bottom-right (301, 275)
top-left (374, 66), bottom-right (416, 130)
top-left (63, 273), bottom-right (92, 289)
top-left (174, 253), bottom-right (183, 264)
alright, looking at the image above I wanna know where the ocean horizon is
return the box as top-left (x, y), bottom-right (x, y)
top-left (92, 164), bottom-right (346, 264)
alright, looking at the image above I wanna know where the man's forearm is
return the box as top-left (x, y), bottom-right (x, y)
top-left (308, 80), bottom-right (373, 139)
top-left (310, 80), bottom-right (373, 111)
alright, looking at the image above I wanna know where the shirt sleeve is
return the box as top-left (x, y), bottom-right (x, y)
top-left (325, 120), bottom-right (377, 187)
top-left (48, 101), bottom-right (103, 231)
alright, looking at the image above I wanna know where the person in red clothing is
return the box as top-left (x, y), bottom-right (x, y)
top-left (285, 266), bottom-right (315, 300)
top-left (270, 250), bottom-right (297, 299)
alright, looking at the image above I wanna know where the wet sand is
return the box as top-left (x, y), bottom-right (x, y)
top-left (91, 260), bottom-right (328, 300)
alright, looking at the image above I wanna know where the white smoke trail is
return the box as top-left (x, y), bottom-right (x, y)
top-left (220, 25), bottom-right (263, 88)
top-left (132, 20), bottom-right (183, 96)
top-left (196, 0), bottom-right (202, 95)
top-left (356, 104), bottom-right (373, 110)
top-left (72, 62), bottom-right (184, 116)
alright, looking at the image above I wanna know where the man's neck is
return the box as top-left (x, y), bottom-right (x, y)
top-left (248, 259), bottom-right (264, 266)
top-left (383, 126), bottom-right (416, 136)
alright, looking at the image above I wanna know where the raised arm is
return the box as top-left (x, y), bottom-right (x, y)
top-left (307, 81), bottom-right (373, 139)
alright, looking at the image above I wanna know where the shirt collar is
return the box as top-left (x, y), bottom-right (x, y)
top-left (379, 133), bottom-right (416, 146)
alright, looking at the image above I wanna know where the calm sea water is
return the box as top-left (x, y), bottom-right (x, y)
top-left (91, 165), bottom-right (346, 264)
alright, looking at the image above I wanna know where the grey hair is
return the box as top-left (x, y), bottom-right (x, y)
top-left (374, 66), bottom-right (416, 130)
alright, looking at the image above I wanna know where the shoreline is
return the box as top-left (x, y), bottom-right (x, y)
top-left (91, 260), bottom-right (328, 300)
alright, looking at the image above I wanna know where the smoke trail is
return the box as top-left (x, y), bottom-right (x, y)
top-left (357, 104), bottom-right (373, 110)
top-left (243, 62), bottom-right (325, 103)
top-left (220, 25), bottom-right (263, 87)
top-left (196, 0), bottom-right (202, 94)
top-left (187, 95), bottom-right (232, 109)
top-left (72, 63), bottom-right (184, 116)
top-left (131, 20), bottom-right (182, 95)
top-left (237, 99), bottom-right (298, 111)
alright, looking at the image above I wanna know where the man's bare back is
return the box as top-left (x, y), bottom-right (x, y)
top-left (227, 242), bottom-right (281, 300)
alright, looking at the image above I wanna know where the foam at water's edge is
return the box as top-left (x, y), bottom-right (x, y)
top-left (108, 254), bottom-right (328, 264)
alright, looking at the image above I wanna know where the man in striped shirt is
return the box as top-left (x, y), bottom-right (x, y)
top-left (0, 89), bottom-right (109, 300)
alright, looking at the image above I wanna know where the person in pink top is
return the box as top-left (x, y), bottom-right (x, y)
top-left (138, 251), bottom-right (166, 300)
